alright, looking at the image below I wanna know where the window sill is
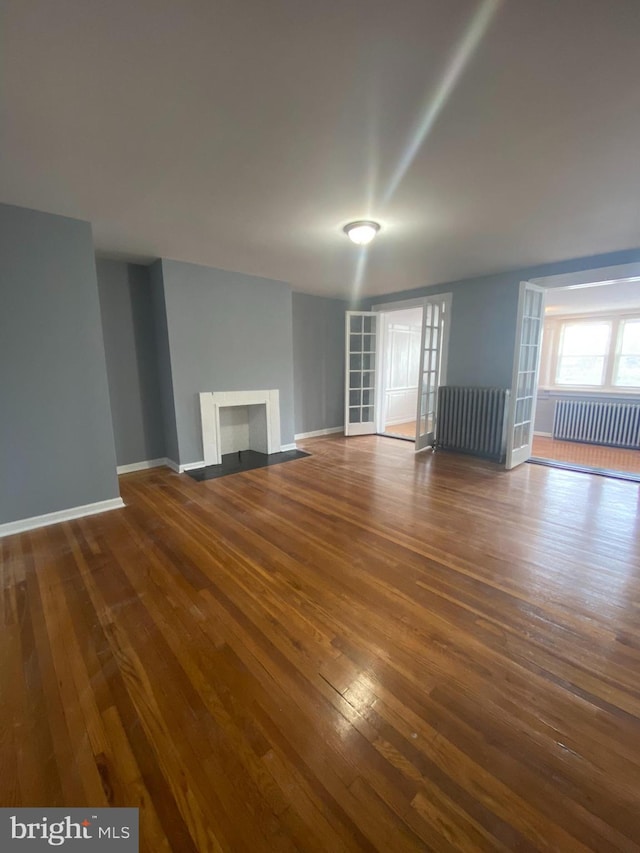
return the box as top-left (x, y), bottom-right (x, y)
top-left (538, 387), bottom-right (640, 398)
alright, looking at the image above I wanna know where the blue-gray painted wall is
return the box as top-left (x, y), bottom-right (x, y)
top-left (292, 292), bottom-right (348, 434)
top-left (149, 260), bottom-right (180, 465)
top-left (367, 247), bottom-right (640, 391)
top-left (96, 260), bottom-right (165, 466)
top-left (0, 204), bottom-right (120, 524)
top-left (155, 259), bottom-right (296, 465)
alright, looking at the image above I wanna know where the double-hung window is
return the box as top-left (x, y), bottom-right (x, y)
top-left (614, 319), bottom-right (640, 388)
top-left (555, 321), bottom-right (610, 386)
top-left (547, 314), bottom-right (640, 391)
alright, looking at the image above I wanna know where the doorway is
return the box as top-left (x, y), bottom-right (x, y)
top-left (529, 277), bottom-right (640, 479)
top-left (344, 295), bottom-right (451, 449)
top-left (378, 307), bottom-right (422, 441)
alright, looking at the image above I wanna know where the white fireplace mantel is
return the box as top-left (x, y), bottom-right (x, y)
top-left (199, 389), bottom-right (281, 466)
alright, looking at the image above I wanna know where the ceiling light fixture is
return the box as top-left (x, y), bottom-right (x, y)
top-left (343, 220), bottom-right (380, 246)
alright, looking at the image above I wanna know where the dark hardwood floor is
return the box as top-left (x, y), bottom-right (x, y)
top-left (2, 435), bottom-right (640, 851)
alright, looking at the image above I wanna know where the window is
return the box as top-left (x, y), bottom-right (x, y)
top-left (543, 314), bottom-right (640, 391)
top-left (555, 322), bottom-right (610, 386)
top-left (615, 319), bottom-right (640, 387)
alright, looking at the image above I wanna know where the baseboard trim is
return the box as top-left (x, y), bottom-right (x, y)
top-left (294, 426), bottom-right (343, 440)
top-left (533, 431), bottom-right (553, 438)
top-left (0, 497), bottom-right (125, 538)
top-left (122, 457), bottom-right (204, 475)
top-left (117, 457), bottom-right (167, 475)
top-left (280, 442), bottom-right (298, 452)
top-left (168, 453), bottom-right (300, 473)
top-left (179, 461), bottom-right (205, 473)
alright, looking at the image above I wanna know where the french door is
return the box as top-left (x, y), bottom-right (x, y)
top-left (345, 297), bottom-right (450, 444)
top-left (505, 282), bottom-right (545, 469)
top-left (344, 312), bottom-right (378, 435)
top-left (415, 296), bottom-right (450, 452)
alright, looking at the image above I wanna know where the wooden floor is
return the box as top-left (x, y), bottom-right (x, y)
top-left (2, 435), bottom-right (640, 851)
top-left (532, 434), bottom-right (640, 475)
top-left (383, 420), bottom-right (417, 439)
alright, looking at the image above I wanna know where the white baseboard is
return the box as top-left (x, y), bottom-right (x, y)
top-left (117, 457), bottom-right (167, 475)
top-left (118, 445), bottom-right (306, 478)
top-left (179, 460), bottom-right (205, 473)
top-left (294, 426), bottom-right (343, 440)
top-left (0, 497), bottom-right (125, 539)
top-left (169, 449), bottom-right (300, 473)
top-left (165, 458), bottom-right (206, 473)
top-left (117, 457), bottom-right (206, 476)
top-left (533, 431), bottom-right (553, 437)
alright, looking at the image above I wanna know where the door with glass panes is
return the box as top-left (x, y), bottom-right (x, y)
top-left (506, 282), bottom-right (545, 469)
top-left (415, 296), bottom-right (449, 452)
top-left (345, 312), bottom-right (378, 435)
top-left (344, 299), bottom-right (450, 442)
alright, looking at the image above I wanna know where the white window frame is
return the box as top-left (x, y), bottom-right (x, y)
top-left (540, 311), bottom-right (640, 394)
top-left (555, 319), bottom-right (611, 387)
top-left (614, 317), bottom-right (640, 389)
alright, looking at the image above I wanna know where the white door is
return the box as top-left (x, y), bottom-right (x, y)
top-left (415, 296), bottom-right (450, 452)
top-left (505, 282), bottom-right (546, 469)
top-left (345, 311), bottom-right (378, 436)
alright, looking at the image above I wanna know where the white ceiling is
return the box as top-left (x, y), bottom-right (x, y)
top-left (2, 0), bottom-right (640, 298)
top-left (545, 279), bottom-right (640, 316)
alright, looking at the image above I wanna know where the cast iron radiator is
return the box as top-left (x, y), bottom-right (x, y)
top-left (436, 386), bottom-right (510, 461)
top-left (553, 399), bottom-right (640, 449)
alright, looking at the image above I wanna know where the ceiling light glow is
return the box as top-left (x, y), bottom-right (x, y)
top-left (343, 220), bottom-right (380, 246)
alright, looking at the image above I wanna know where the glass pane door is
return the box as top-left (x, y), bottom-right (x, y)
top-left (506, 282), bottom-right (545, 469)
top-left (415, 299), bottom-right (443, 451)
top-left (345, 312), bottom-right (378, 436)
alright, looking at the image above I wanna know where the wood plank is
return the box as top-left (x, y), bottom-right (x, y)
top-left (1, 434), bottom-right (639, 850)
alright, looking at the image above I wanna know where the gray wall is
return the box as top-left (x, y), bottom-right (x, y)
top-left (96, 260), bottom-right (165, 466)
top-left (149, 260), bottom-right (180, 464)
top-left (369, 273), bottom-right (521, 389)
top-left (368, 247), bottom-right (640, 392)
top-left (292, 292), bottom-right (348, 435)
top-left (0, 203), bottom-right (120, 524)
top-left (156, 259), bottom-right (295, 465)
top-left (534, 392), bottom-right (558, 434)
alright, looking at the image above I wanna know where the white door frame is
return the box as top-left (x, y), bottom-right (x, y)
top-left (371, 297), bottom-right (428, 437)
top-left (374, 315), bottom-right (389, 435)
top-left (346, 294), bottom-right (452, 443)
top-left (372, 294), bottom-right (452, 444)
top-left (371, 296), bottom-right (430, 313)
top-left (373, 304), bottom-right (424, 435)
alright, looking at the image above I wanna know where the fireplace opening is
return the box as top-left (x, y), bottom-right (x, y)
top-left (219, 404), bottom-right (268, 455)
top-left (199, 389), bottom-right (283, 467)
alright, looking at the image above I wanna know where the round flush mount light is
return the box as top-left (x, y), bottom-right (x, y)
top-left (343, 220), bottom-right (380, 245)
